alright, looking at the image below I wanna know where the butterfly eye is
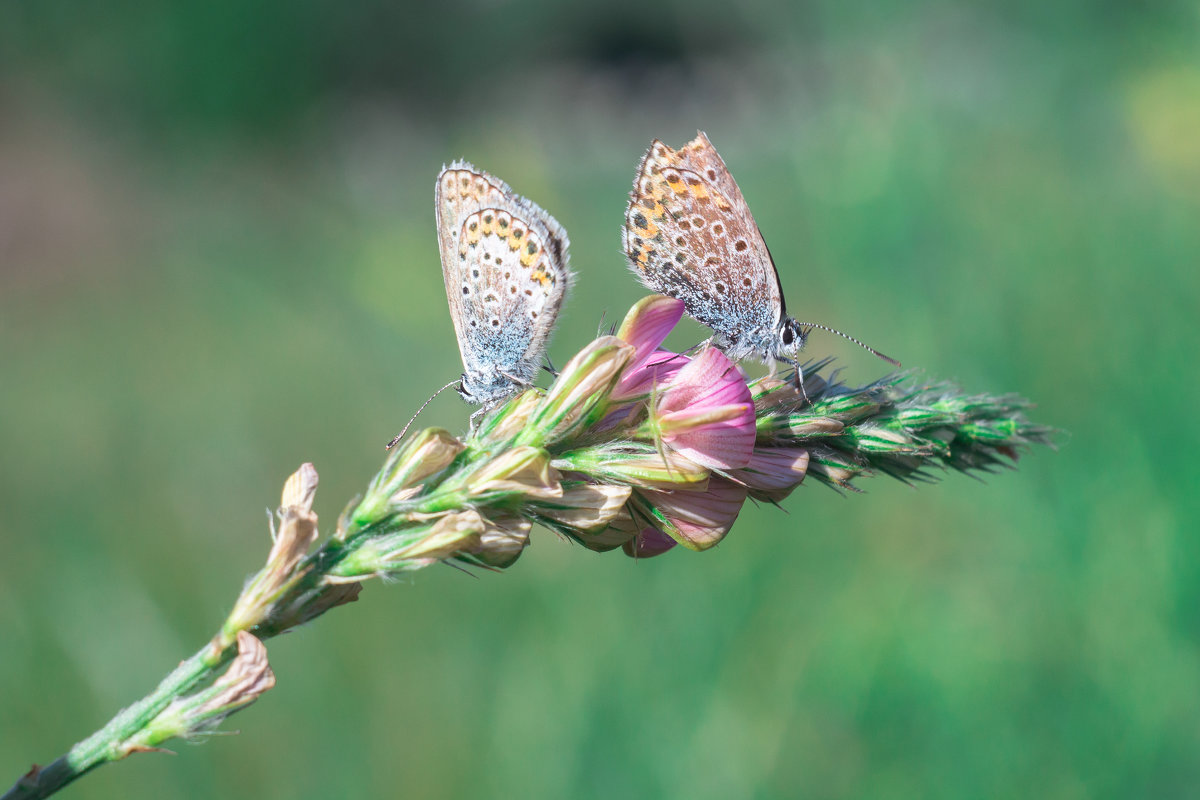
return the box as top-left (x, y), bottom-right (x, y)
top-left (780, 326), bottom-right (795, 346)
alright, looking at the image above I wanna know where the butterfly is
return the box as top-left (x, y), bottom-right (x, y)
top-left (437, 161), bottom-right (571, 404)
top-left (387, 163), bottom-right (571, 449)
top-left (622, 132), bottom-right (896, 379)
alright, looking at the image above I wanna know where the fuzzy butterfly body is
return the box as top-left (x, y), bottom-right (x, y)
top-left (623, 132), bottom-right (810, 366)
top-left (437, 162), bottom-right (571, 406)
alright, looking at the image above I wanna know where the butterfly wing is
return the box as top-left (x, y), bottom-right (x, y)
top-left (622, 132), bottom-right (784, 361)
top-left (436, 162), bottom-right (571, 404)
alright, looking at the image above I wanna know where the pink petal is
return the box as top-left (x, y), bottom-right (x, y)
top-left (660, 408), bottom-right (756, 470)
top-left (657, 347), bottom-right (756, 469)
top-left (621, 527), bottom-right (678, 558)
top-left (613, 348), bottom-right (689, 400)
top-left (658, 347), bottom-right (750, 412)
top-left (645, 477), bottom-right (749, 550)
top-left (730, 447), bottom-right (810, 491)
top-left (616, 295), bottom-right (685, 374)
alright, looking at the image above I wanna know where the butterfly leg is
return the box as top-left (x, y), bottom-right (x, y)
top-left (781, 358), bottom-right (811, 407)
top-left (499, 370), bottom-right (536, 388)
top-left (468, 405), bottom-right (488, 436)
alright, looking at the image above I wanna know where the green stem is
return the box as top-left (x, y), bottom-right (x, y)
top-left (1, 361), bottom-right (1052, 799)
top-left (2, 643), bottom-right (234, 800)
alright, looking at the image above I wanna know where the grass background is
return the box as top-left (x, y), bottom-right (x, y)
top-left (2, 2), bottom-right (1198, 797)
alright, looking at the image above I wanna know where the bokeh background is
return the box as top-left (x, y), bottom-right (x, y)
top-left (2, 1), bottom-right (1197, 797)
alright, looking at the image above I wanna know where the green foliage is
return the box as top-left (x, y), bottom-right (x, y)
top-left (2, 1), bottom-right (1198, 798)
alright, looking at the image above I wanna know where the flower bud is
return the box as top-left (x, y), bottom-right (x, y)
top-left (518, 336), bottom-right (634, 445)
top-left (196, 632), bottom-right (276, 721)
top-left (467, 446), bottom-right (562, 502)
top-left (280, 462), bottom-right (319, 511)
top-left (812, 392), bottom-right (882, 423)
top-left (391, 428), bottom-right (467, 487)
top-left (894, 406), bottom-right (958, 428)
top-left (611, 295), bottom-right (687, 400)
top-left (611, 349), bottom-right (689, 402)
top-left (806, 446), bottom-right (866, 489)
top-left (355, 428), bottom-right (465, 528)
top-left (221, 464), bottom-right (321, 643)
top-left (470, 515), bottom-right (532, 568)
top-left (336, 510), bottom-right (488, 578)
top-left (474, 389), bottom-right (545, 444)
top-left (533, 481), bottom-right (632, 534)
top-left (729, 447), bottom-right (811, 502)
top-left (401, 510), bottom-right (488, 564)
top-left (259, 580), bottom-right (363, 636)
top-left (560, 444), bottom-right (709, 489)
top-left (131, 632), bottom-right (275, 753)
top-left (749, 376), bottom-right (803, 414)
top-left (843, 424), bottom-right (928, 455)
top-left (576, 508), bottom-right (642, 552)
top-left (784, 416), bottom-right (845, 437)
top-left (616, 295), bottom-right (685, 370)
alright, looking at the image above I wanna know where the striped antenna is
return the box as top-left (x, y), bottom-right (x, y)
top-left (795, 322), bottom-right (901, 367)
top-left (385, 380), bottom-right (460, 450)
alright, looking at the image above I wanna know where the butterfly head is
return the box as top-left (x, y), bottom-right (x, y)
top-left (776, 317), bottom-right (809, 361)
top-left (456, 371), bottom-right (499, 402)
top-left (457, 370), bottom-right (520, 407)
top-left (455, 375), bottom-right (472, 402)
top-left (456, 373), bottom-right (490, 405)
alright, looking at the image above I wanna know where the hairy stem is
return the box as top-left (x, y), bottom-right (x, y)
top-left (3, 645), bottom-right (231, 800)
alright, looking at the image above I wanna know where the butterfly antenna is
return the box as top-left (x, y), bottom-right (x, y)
top-left (385, 379), bottom-right (460, 450)
top-left (795, 323), bottom-right (901, 367)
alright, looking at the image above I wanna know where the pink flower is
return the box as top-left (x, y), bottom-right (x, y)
top-left (612, 295), bottom-right (689, 400)
top-left (652, 346), bottom-right (756, 471)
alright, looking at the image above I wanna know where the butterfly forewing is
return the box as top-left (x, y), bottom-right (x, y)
top-left (622, 133), bottom-right (786, 362)
top-left (436, 162), bottom-right (570, 404)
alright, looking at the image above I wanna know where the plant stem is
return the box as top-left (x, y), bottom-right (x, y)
top-left (2, 644), bottom-right (234, 800)
top-left (1, 352), bottom-right (1053, 799)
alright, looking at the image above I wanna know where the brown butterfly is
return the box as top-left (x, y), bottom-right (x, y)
top-left (623, 132), bottom-right (897, 377)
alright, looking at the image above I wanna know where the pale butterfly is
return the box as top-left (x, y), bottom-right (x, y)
top-left (387, 162), bottom-right (571, 448)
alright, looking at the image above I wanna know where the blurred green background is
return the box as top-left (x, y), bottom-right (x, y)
top-left (2, 1), bottom-right (1197, 797)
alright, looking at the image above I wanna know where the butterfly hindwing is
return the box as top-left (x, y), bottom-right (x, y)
top-left (622, 133), bottom-right (784, 362)
top-left (437, 162), bottom-right (570, 404)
